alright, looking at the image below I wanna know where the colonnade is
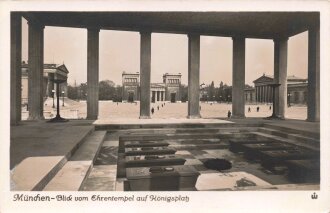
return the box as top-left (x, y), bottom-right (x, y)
top-left (256, 85), bottom-right (273, 103)
top-left (151, 90), bottom-right (165, 102)
top-left (10, 13), bottom-right (320, 124)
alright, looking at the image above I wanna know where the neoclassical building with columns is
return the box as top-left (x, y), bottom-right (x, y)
top-left (122, 72), bottom-right (181, 103)
top-left (245, 74), bottom-right (308, 105)
top-left (10, 12), bottom-right (319, 123)
top-left (21, 62), bottom-right (69, 105)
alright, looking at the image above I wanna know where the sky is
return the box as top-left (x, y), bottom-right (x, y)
top-left (21, 18), bottom-right (308, 87)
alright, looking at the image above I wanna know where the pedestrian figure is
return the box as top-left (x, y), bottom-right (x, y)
top-left (227, 110), bottom-right (231, 119)
top-left (200, 106), bottom-right (201, 111)
top-left (248, 107), bottom-right (251, 112)
top-left (117, 102), bottom-right (118, 105)
top-left (161, 104), bottom-right (163, 107)
top-left (269, 105), bottom-right (272, 110)
top-left (151, 107), bottom-right (154, 114)
top-left (257, 106), bottom-right (260, 112)
top-left (157, 106), bottom-right (159, 110)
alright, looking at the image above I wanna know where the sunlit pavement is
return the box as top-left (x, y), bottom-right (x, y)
top-left (23, 98), bottom-right (308, 121)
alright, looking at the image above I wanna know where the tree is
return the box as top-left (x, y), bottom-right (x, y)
top-left (208, 81), bottom-right (215, 101)
top-left (99, 80), bottom-right (116, 100)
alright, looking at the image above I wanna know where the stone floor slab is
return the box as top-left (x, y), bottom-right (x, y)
top-left (195, 171), bottom-right (272, 191)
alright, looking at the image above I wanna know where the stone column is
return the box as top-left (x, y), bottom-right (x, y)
top-left (139, 31), bottom-right (151, 118)
top-left (187, 34), bottom-right (201, 118)
top-left (274, 37), bottom-right (288, 118)
top-left (27, 21), bottom-right (44, 120)
top-left (232, 37), bottom-right (246, 118)
top-left (307, 24), bottom-right (320, 122)
top-left (87, 28), bottom-right (99, 120)
top-left (10, 13), bottom-right (22, 125)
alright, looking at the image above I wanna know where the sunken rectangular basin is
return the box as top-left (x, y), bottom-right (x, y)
top-left (125, 147), bottom-right (176, 156)
top-left (126, 165), bottom-right (200, 191)
top-left (125, 141), bottom-right (170, 148)
top-left (125, 155), bottom-right (186, 167)
top-left (228, 139), bottom-right (274, 153)
top-left (286, 159), bottom-right (320, 183)
top-left (241, 142), bottom-right (297, 159)
top-left (259, 148), bottom-right (319, 170)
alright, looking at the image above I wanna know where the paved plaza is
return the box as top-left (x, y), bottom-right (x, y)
top-left (23, 98), bottom-right (308, 120)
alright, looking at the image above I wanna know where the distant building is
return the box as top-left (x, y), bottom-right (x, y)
top-left (21, 61), bottom-right (69, 105)
top-left (245, 74), bottom-right (308, 105)
top-left (122, 72), bottom-right (181, 102)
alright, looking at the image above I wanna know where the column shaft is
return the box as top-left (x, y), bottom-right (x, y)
top-left (87, 28), bottom-right (99, 120)
top-left (274, 38), bottom-right (288, 118)
top-left (187, 34), bottom-right (201, 118)
top-left (232, 37), bottom-right (246, 118)
top-left (307, 25), bottom-right (320, 122)
top-left (28, 22), bottom-right (44, 120)
top-left (139, 32), bottom-right (151, 118)
top-left (10, 13), bottom-right (22, 125)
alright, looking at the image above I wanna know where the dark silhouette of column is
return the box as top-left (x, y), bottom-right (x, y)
top-left (232, 37), bottom-right (246, 118)
top-left (274, 37), bottom-right (288, 119)
top-left (307, 24), bottom-right (320, 122)
top-left (10, 13), bottom-right (22, 125)
top-left (87, 28), bottom-right (99, 120)
top-left (187, 34), bottom-right (201, 118)
top-left (27, 21), bottom-right (44, 120)
top-left (139, 31), bottom-right (151, 119)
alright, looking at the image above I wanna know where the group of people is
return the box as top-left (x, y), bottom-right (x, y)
top-left (227, 105), bottom-right (273, 119)
top-left (151, 103), bottom-right (166, 115)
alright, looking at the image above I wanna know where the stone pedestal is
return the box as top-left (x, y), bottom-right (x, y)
top-left (87, 28), bottom-right (100, 120)
top-left (232, 37), bottom-right (246, 118)
top-left (27, 22), bottom-right (44, 120)
top-left (139, 32), bottom-right (151, 119)
top-left (274, 38), bottom-right (288, 119)
top-left (10, 13), bottom-right (22, 125)
top-left (307, 25), bottom-right (320, 122)
top-left (187, 34), bottom-right (201, 119)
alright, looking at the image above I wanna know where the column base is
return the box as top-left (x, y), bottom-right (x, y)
top-left (27, 115), bottom-right (45, 120)
top-left (187, 115), bottom-right (201, 119)
top-left (306, 118), bottom-right (320, 122)
top-left (139, 115), bottom-right (151, 119)
top-left (231, 115), bottom-right (246, 119)
top-left (264, 114), bottom-right (285, 120)
top-left (86, 116), bottom-right (98, 120)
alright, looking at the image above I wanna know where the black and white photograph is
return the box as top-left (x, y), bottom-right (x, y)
top-left (1, 0), bottom-right (329, 212)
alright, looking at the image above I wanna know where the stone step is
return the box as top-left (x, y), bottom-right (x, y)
top-left (125, 155), bottom-right (186, 168)
top-left (10, 126), bottom-right (94, 191)
top-left (252, 131), bottom-right (320, 151)
top-left (263, 123), bottom-right (320, 140)
top-left (125, 147), bottom-right (176, 156)
top-left (95, 122), bottom-right (262, 130)
top-left (120, 131), bottom-right (259, 142)
top-left (169, 143), bottom-right (229, 150)
top-left (258, 127), bottom-right (320, 146)
top-left (43, 131), bottom-right (106, 191)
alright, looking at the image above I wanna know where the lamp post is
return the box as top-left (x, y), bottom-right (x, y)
top-left (52, 89), bottom-right (55, 108)
top-left (287, 93), bottom-right (291, 107)
top-left (227, 95), bottom-right (230, 104)
top-left (62, 91), bottom-right (65, 107)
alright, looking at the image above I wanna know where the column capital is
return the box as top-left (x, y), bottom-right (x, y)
top-left (87, 27), bottom-right (100, 32)
top-left (140, 30), bottom-right (152, 35)
top-left (27, 21), bottom-right (45, 29)
top-left (273, 37), bottom-right (289, 43)
top-left (232, 36), bottom-right (245, 41)
top-left (187, 33), bottom-right (200, 39)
